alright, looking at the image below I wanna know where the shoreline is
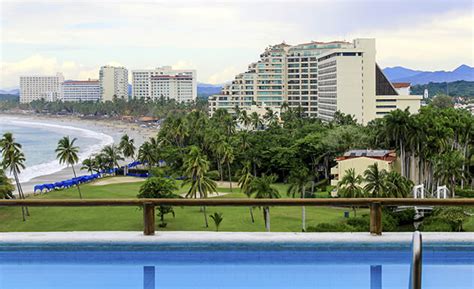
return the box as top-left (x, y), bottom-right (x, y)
top-left (0, 112), bottom-right (158, 194)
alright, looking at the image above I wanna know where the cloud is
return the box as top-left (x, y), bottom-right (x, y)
top-left (0, 55), bottom-right (100, 87)
top-left (206, 66), bottom-right (240, 84)
top-left (172, 60), bottom-right (196, 70)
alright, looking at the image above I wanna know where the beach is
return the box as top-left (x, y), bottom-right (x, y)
top-left (0, 112), bottom-right (158, 194)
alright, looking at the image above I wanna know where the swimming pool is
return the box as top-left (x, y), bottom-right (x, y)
top-left (0, 240), bottom-right (472, 289)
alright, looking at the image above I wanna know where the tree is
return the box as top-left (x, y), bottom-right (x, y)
top-left (119, 134), bottom-right (136, 160)
top-left (364, 163), bottom-right (387, 197)
top-left (0, 168), bottom-right (14, 199)
top-left (287, 167), bottom-right (311, 231)
top-left (338, 168), bottom-right (364, 216)
top-left (1, 132), bottom-right (29, 220)
top-left (384, 171), bottom-right (413, 198)
top-left (434, 151), bottom-right (465, 197)
top-left (137, 177), bottom-right (179, 227)
top-left (220, 142), bottom-right (234, 192)
top-left (210, 212), bottom-right (223, 232)
top-left (56, 136), bottom-right (82, 198)
top-left (238, 161), bottom-right (255, 222)
top-left (431, 94), bottom-right (454, 109)
top-left (384, 108), bottom-right (411, 177)
top-left (249, 174), bottom-right (280, 232)
top-left (183, 146), bottom-right (217, 227)
top-left (101, 144), bottom-right (124, 172)
top-left (81, 157), bottom-right (97, 174)
top-left (250, 112), bottom-right (263, 130)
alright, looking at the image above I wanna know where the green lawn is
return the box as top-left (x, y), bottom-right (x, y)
top-left (1, 178), bottom-right (472, 232)
top-left (0, 179), bottom-right (358, 232)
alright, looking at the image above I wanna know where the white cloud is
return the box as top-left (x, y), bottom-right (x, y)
top-left (172, 60), bottom-right (196, 70)
top-left (0, 55), bottom-right (100, 87)
top-left (206, 66), bottom-right (240, 84)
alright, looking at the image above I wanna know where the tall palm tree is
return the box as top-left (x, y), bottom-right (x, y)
top-left (250, 112), bottom-right (262, 131)
top-left (1, 132), bottom-right (28, 220)
top-left (364, 163), bottom-right (387, 198)
top-left (239, 110), bottom-right (251, 130)
top-left (56, 136), bottom-right (82, 198)
top-left (434, 151), bottom-right (465, 197)
top-left (238, 161), bottom-right (255, 223)
top-left (0, 168), bottom-right (14, 199)
top-left (250, 175), bottom-right (280, 232)
top-left (338, 168), bottom-right (365, 216)
top-left (384, 108), bottom-right (411, 177)
top-left (183, 146), bottom-right (217, 227)
top-left (220, 142), bottom-right (234, 192)
top-left (119, 134), bottom-right (136, 160)
top-left (287, 167), bottom-right (311, 231)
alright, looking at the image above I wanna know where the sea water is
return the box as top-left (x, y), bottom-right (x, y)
top-left (0, 116), bottom-right (114, 182)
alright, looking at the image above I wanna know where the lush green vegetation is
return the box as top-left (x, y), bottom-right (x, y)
top-left (0, 180), bottom-right (364, 232)
top-left (411, 80), bottom-right (474, 98)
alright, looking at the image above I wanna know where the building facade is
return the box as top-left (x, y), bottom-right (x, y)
top-left (132, 66), bottom-right (196, 102)
top-left (19, 73), bottom-right (64, 103)
top-left (99, 66), bottom-right (129, 101)
top-left (62, 80), bottom-right (100, 102)
top-left (209, 39), bottom-right (422, 124)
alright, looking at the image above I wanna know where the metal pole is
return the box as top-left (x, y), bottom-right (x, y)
top-left (409, 231), bottom-right (422, 289)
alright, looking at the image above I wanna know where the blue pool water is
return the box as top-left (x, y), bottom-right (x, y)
top-left (0, 243), bottom-right (472, 289)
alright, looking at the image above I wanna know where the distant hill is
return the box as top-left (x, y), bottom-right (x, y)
top-left (197, 82), bottom-right (222, 99)
top-left (0, 94), bottom-right (19, 102)
top-left (383, 65), bottom-right (474, 85)
top-left (410, 80), bottom-right (474, 98)
top-left (0, 89), bottom-right (19, 95)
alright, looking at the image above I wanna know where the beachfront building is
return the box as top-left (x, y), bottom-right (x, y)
top-left (330, 149), bottom-right (397, 187)
top-left (208, 39), bottom-right (422, 125)
top-left (19, 73), bottom-right (64, 103)
top-left (61, 80), bottom-right (100, 102)
top-left (132, 66), bottom-right (197, 102)
top-left (99, 66), bottom-right (129, 101)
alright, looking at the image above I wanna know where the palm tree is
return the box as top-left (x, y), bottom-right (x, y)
top-left (183, 146), bottom-right (217, 227)
top-left (239, 110), bottom-right (251, 130)
top-left (384, 171), bottom-right (413, 198)
top-left (250, 112), bottom-right (262, 130)
top-left (119, 134), bottom-right (136, 160)
top-left (56, 136), bottom-right (82, 198)
top-left (0, 168), bottom-right (14, 199)
top-left (338, 168), bottom-right (365, 216)
top-left (220, 142), bottom-right (234, 192)
top-left (101, 144), bottom-right (124, 172)
top-left (364, 163), bottom-right (387, 198)
top-left (434, 151), bottom-right (465, 197)
top-left (384, 108), bottom-right (411, 177)
top-left (1, 132), bottom-right (28, 220)
top-left (238, 161), bottom-right (255, 222)
top-left (81, 157), bottom-right (97, 174)
top-left (250, 175), bottom-right (280, 232)
top-left (287, 167), bottom-right (311, 231)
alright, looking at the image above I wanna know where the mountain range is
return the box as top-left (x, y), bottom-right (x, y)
top-left (383, 65), bottom-right (474, 85)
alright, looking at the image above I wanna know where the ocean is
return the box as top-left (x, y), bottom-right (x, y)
top-left (0, 116), bottom-right (114, 182)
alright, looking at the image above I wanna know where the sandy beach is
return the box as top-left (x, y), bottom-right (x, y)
top-left (1, 112), bottom-right (158, 194)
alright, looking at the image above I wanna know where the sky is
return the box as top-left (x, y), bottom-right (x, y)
top-left (0, 0), bottom-right (473, 89)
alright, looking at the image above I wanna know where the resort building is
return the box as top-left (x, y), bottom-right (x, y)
top-left (19, 73), bottom-right (64, 103)
top-left (61, 80), bottom-right (100, 102)
top-left (330, 149), bottom-right (397, 187)
top-left (208, 39), bottom-right (422, 124)
top-left (99, 66), bottom-right (129, 101)
top-left (132, 66), bottom-right (197, 102)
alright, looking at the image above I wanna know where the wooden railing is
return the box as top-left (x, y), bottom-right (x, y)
top-left (1, 198), bottom-right (473, 235)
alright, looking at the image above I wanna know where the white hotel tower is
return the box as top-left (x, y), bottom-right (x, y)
top-left (19, 73), bottom-right (64, 103)
top-left (132, 66), bottom-right (197, 102)
top-left (208, 39), bottom-right (421, 124)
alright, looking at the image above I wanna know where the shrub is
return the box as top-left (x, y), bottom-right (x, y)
top-left (389, 208), bottom-right (416, 226)
top-left (347, 217), bottom-right (370, 232)
top-left (456, 189), bottom-right (474, 198)
top-left (306, 222), bottom-right (355, 232)
top-left (430, 207), bottom-right (468, 232)
top-left (207, 170), bottom-right (220, 181)
top-left (421, 218), bottom-right (452, 232)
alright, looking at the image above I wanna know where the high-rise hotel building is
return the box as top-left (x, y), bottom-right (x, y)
top-left (208, 39), bottom-right (421, 124)
top-left (19, 73), bottom-right (64, 103)
top-left (99, 66), bottom-right (129, 101)
top-left (132, 66), bottom-right (196, 102)
top-left (62, 80), bottom-right (100, 102)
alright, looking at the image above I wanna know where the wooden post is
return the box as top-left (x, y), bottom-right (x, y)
top-left (370, 202), bottom-right (382, 235)
top-left (143, 203), bottom-right (155, 236)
